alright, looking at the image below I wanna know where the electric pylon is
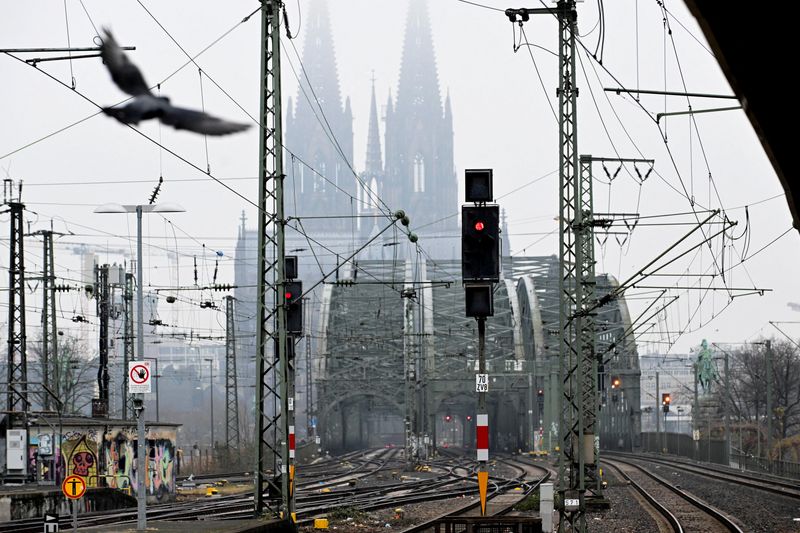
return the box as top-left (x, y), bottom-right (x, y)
top-left (254, 0), bottom-right (292, 516)
top-left (225, 295), bottom-right (241, 457)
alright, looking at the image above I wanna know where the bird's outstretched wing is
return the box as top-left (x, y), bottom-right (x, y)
top-left (100, 28), bottom-right (151, 97)
top-left (159, 105), bottom-right (251, 136)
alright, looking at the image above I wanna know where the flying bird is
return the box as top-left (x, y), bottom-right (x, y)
top-left (99, 28), bottom-right (249, 136)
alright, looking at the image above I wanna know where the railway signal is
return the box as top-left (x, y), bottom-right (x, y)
top-left (461, 168), bottom-right (499, 517)
top-left (662, 393), bottom-right (671, 413)
top-left (610, 376), bottom-right (621, 389)
top-left (461, 205), bottom-right (500, 283)
top-left (284, 281), bottom-right (303, 335)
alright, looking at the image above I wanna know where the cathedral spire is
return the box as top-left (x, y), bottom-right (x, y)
top-left (395, 0), bottom-right (442, 117)
top-left (382, 0), bottom-right (457, 255)
top-left (365, 76), bottom-right (383, 174)
top-left (444, 89), bottom-right (453, 131)
top-left (285, 0), bottom-right (354, 233)
top-left (296, 0), bottom-right (343, 115)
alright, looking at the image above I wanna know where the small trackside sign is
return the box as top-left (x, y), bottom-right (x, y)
top-left (476, 374), bottom-right (489, 392)
top-left (129, 361), bottom-right (151, 394)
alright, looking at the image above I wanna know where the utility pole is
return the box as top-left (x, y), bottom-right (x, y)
top-left (765, 339), bottom-right (773, 466)
top-left (304, 298), bottom-right (314, 443)
top-left (505, 2), bottom-right (589, 528)
top-left (527, 372), bottom-right (535, 450)
top-left (4, 180), bottom-right (28, 417)
top-left (206, 358), bottom-right (215, 450)
top-left (724, 351), bottom-right (730, 465)
top-left (95, 264), bottom-right (110, 416)
top-left (122, 272), bottom-right (134, 420)
top-left (656, 371), bottom-right (660, 453)
top-left (693, 363), bottom-right (699, 460)
top-left (33, 229), bottom-right (60, 412)
top-left (403, 287), bottom-right (417, 469)
top-left (135, 205), bottom-right (146, 532)
top-left (254, 0), bottom-right (291, 516)
top-left (225, 295), bottom-right (241, 459)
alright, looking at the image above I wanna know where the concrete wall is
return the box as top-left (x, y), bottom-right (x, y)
top-left (0, 486), bottom-right (136, 522)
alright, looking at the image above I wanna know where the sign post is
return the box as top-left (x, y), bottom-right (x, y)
top-left (44, 513), bottom-right (59, 533)
top-left (62, 474), bottom-right (86, 533)
top-left (128, 361), bottom-right (150, 531)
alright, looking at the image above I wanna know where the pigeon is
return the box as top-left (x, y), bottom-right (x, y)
top-left (99, 28), bottom-right (250, 136)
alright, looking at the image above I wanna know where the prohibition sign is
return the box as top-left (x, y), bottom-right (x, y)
top-left (130, 364), bottom-right (149, 384)
top-left (62, 475), bottom-right (87, 499)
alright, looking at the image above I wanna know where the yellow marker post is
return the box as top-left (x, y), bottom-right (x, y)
top-left (478, 471), bottom-right (489, 516)
top-left (289, 464), bottom-right (295, 497)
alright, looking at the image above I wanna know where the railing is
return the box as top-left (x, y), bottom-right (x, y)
top-left (731, 453), bottom-right (800, 480)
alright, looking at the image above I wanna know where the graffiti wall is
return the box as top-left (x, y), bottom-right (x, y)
top-left (26, 422), bottom-right (178, 503)
top-left (104, 426), bottom-right (177, 502)
top-left (62, 432), bottom-right (99, 484)
top-left (27, 430), bottom-right (64, 484)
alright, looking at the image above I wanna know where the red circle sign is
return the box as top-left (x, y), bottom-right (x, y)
top-left (130, 364), bottom-right (149, 384)
top-left (62, 474), bottom-right (87, 499)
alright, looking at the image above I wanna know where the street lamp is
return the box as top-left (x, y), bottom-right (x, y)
top-left (205, 358), bottom-right (214, 452)
top-left (94, 202), bottom-right (184, 532)
top-left (143, 357), bottom-right (160, 422)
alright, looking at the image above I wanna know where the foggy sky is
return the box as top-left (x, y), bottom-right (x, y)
top-left (0, 0), bottom-right (797, 355)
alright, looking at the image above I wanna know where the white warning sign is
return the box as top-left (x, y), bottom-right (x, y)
top-left (476, 374), bottom-right (489, 392)
top-left (129, 361), bottom-right (152, 394)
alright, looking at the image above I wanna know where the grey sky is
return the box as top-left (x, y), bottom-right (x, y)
top-left (1, 0), bottom-right (796, 354)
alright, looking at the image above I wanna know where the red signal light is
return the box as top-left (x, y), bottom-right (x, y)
top-left (474, 221), bottom-right (485, 231)
top-left (445, 415), bottom-right (452, 422)
top-left (466, 415), bottom-right (472, 421)
top-left (285, 292), bottom-right (293, 300)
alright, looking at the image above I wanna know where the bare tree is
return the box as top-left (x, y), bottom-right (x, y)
top-left (28, 332), bottom-right (96, 415)
top-left (725, 338), bottom-right (800, 457)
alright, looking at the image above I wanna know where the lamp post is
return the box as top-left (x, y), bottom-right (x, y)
top-left (205, 358), bottom-right (214, 452)
top-left (144, 357), bottom-right (160, 422)
top-left (94, 202), bottom-right (184, 532)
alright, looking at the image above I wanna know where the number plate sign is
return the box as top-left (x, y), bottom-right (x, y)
top-left (564, 490), bottom-right (580, 511)
top-left (475, 374), bottom-right (489, 392)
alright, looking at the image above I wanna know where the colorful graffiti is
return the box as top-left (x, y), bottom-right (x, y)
top-left (28, 432), bottom-right (64, 483)
top-left (62, 434), bottom-right (98, 486)
top-left (103, 428), bottom-right (176, 501)
top-left (150, 440), bottom-right (175, 501)
top-left (23, 423), bottom-right (177, 501)
top-left (105, 431), bottom-right (135, 493)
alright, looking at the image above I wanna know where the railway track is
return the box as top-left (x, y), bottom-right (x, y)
top-left (397, 455), bottom-right (551, 533)
top-left (602, 457), bottom-right (744, 533)
top-left (606, 451), bottom-right (800, 500)
top-left (0, 448), bottom-right (401, 533)
top-left (1, 448), bottom-right (504, 532)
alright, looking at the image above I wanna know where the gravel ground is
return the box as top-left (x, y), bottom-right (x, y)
top-left (632, 458), bottom-right (800, 533)
top-left (298, 495), bottom-right (478, 533)
top-left (586, 467), bottom-right (663, 533)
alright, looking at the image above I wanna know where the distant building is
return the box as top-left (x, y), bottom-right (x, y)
top-left (639, 354), bottom-right (696, 433)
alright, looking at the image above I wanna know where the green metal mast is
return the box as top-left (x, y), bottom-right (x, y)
top-left (553, 1), bottom-right (584, 531)
top-left (504, 4), bottom-right (585, 527)
top-left (255, 0), bottom-right (291, 516)
top-left (225, 295), bottom-right (241, 460)
top-left (576, 155), bottom-right (598, 493)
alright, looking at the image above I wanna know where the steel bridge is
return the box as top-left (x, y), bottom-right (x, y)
top-left (315, 256), bottom-right (641, 454)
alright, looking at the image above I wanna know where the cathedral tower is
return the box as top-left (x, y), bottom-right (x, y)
top-left (383, 0), bottom-right (458, 259)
